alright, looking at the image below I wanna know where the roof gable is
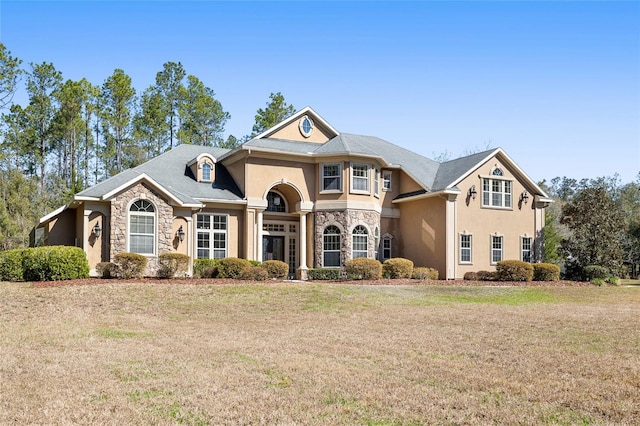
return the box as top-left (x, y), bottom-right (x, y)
top-left (252, 107), bottom-right (339, 143)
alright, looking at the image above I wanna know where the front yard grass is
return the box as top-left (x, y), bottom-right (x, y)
top-left (1, 282), bottom-right (638, 424)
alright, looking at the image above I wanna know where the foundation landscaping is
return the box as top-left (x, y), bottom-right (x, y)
top-left (0, 247), bottom-right (638, 424)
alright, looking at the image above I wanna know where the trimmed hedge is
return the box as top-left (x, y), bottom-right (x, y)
top-left (217, 257), bottom-right (252, 279)
top-left (157, 253), bottom-right (190, 278)
top-left (412, 267), bottom-right (439, 280)
top-left (496, 260), bottom-right (534, 282)
top-left (22, 246), bottom-right (89, 281)
top-left (533, 263), bottom-right (560, 281)
top-left (382, 258), bottom-right (414, 279)
top-left (261, 260), bottom-right (289, 279)
top-left (96, 262), bottom-right (117, 279)
top-left (239, 265), bottom-right (268, 281)
top-left (345, 258), bottom-right (382, 280)
top-left (584, 265), bottom-right (609, 281)
top-left (0, 248), bottom-right (25, 281)
top-left (477, 270), bottom-right (497, 281)
top-left (113, 252), bottom-right (147, 279)
top-left (463, 271), bottom-right (478, 281)
top-left (193, 258), bottom-right (219, 278)
top-left (307, 268), bottom-right (341, 280)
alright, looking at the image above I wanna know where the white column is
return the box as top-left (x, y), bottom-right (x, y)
top-left (257, 209), bottom-right (264, 262)
top-left (186, 216), bottom-right (193, 276)
top-left (445, 194), bottom-right (457, 280)
top-left (299, 212), bottom-right (308, 269)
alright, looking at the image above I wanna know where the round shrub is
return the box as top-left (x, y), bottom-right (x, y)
top-left (217, 257), bottom-right (252, 279)
top-left (412, 267), bottom-right (438, 280)
top-left (22, 246), bottom-right (89, 281)
top-left (463, 271), bottom-right (478, 281)
top-left (193, 258), bottom-right (219, 278)
top-left (0, 248), bottom-right (25, 281)
top-left (382, 258), bottom-right (414, 279)
top-left (496, 260), bottom-right (534, 282)
top-left (96, 262), bottom-right (117, 279)
top-left (584, 265), bottom-right (609, 281)
top-left (533, 263), bottom-right (560, 281)
top-left (239, 265), bottom-right (268, 281)
top-left (345, 258), bottom-right (382, 280)
top-left (307, 268), bottom-right (341, 280)
top-left (157, 253), bottom-right (190, 279)
top-left (261, 260), bottom-right (289, 279)
top-left (113, 252), bottom-right (147, 279)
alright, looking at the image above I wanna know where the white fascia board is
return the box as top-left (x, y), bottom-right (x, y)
top-left (447, 148), bottom-right (550, 198)
top-left (392, 188), bottom-right (459, 204)
top-left (74, 195), bottom-right (100, 202)
top-left (102, 173), bottom-right (185, 206)
top-left (253, 106), bottom-right (339, 140)
top-left (535, 196), bottom-right (555, 204)
top-left (193, 198), bottom-right (247, 205)
top-left (39, 204), bottom-right (70, 225)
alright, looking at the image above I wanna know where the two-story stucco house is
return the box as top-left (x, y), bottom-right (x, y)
top-left (36, 107), bottom-right (553, 279)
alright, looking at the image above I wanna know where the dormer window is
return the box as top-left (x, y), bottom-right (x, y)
top-left (202, 163), bottom-right (212, 182)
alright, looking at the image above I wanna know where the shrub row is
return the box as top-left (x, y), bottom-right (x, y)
top-left (0, 246), bottom-right (89, 282)
top-left (193, 258), bottom-right (290, 280)
top-left (307, 258), bottom-right (439, 281)
top-left (463, 261), bottom-right (561, 282)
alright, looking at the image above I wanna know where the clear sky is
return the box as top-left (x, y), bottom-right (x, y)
top-left (1, 1), bottom-right (639, 185)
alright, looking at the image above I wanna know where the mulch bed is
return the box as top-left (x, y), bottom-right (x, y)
top-left (29, 277), bottom-right (594, 288)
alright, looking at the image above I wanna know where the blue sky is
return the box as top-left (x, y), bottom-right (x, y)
top-left (1, 1), bottom-right (638, 184)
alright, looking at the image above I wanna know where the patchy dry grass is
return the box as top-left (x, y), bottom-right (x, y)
top-left (1, 282), bottom-right (638, 425)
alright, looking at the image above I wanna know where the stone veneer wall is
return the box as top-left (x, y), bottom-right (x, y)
top-left (314, 209), bottom-right (381, 271)
top-left (110, 182), bottom-right (175, 276)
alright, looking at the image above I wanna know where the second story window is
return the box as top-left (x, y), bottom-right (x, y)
top-left (482, 168), bottom-right (512, 208)
top-left (321, 164), bottom-right (342, 192)
top-left (351, 163), bottom-right (369, 193)
top-left (382, 171), bottom-right (392, 191)
top-left (266, 191), bottom-right (286, 213)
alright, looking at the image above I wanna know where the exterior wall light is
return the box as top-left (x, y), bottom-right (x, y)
top-left (177, 225), bottom-right (185, 242)
top-left (520, 191), bottom-right (529, 205)
top-left (93, 221), bottom-right (102, 238)
top-left (468, 185), bottom-right (477, 200)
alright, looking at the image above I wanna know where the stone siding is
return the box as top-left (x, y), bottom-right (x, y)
top-left (110, 182), bottom-right (174, 276)
top-left (314, 209), bottom-right (381, 270)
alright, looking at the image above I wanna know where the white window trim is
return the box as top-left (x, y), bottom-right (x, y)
top-left (320, 163), bottom-right (343, 193)
top-left (382, 171), bottom-right (392, 191)
top-left (481, 176), bottom-right (513, 210)
top-left (127, 199), bottom-right (157, 257)
top-left (350, 163), bottom-right (370, 195)
top-left (322, 225), bottom-right (342, 268)
top-left (374, 168), bottom-right (380, 198)
top-left (490, 234), bottom-right (504, 265)
top-left (200, 161), bottom-right (213, 182)
top-left (196, 213), bottom-right (228, 260)
top-left (521, 235), bottom-right (533, 263)
top-left (351, 224), bottom-right (369, 259)
top-left (382, 233), bottom-right (393, 262)
top-left (459, 233), bottom-right (473, 264)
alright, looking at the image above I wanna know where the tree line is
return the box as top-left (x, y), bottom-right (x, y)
top-left (0, 43), bottom-right (294, 248)
top-left (1, 42), bottom-right (638, 279)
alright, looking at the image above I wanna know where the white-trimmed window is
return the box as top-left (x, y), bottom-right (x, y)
top-left (197, 214), bottom-right (227, 259)
top-left (351, 163), bottom-right (370, 194)
top-left (482, 168), bottom-right (512, 208)
top-left (323, 225), bottom-right (341, 267)
top-left (460, 234), bottom-right (472, 264)
top-left (374, 227), bottom-right (380, 259)
top-left (201, 162), bottom-right (212, 182)
top-left (521, 236), bottom-right (532, 263)
top-left (129, 200), bottom-right (155, 255)
top-left (382, 235), bottom-right (392, 261)
top-left (352, 225), bottom-right (369, 258)
top-left (374, 168), bottom-right (380, 197)
top-left (491, 235), bottom-right (503, 264)
top-left (382, 171), bottom-right (392, 191)
top-left (321, 163), bottom-right (342, 192)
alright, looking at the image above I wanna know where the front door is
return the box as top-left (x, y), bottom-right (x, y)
top-left (263, 236), bottom-right (285, 262)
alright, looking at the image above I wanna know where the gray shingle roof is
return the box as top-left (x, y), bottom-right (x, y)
top-left (77, 144), bottom-right (242, 204)
top-left (431, 149), bottom-right (496, 191)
